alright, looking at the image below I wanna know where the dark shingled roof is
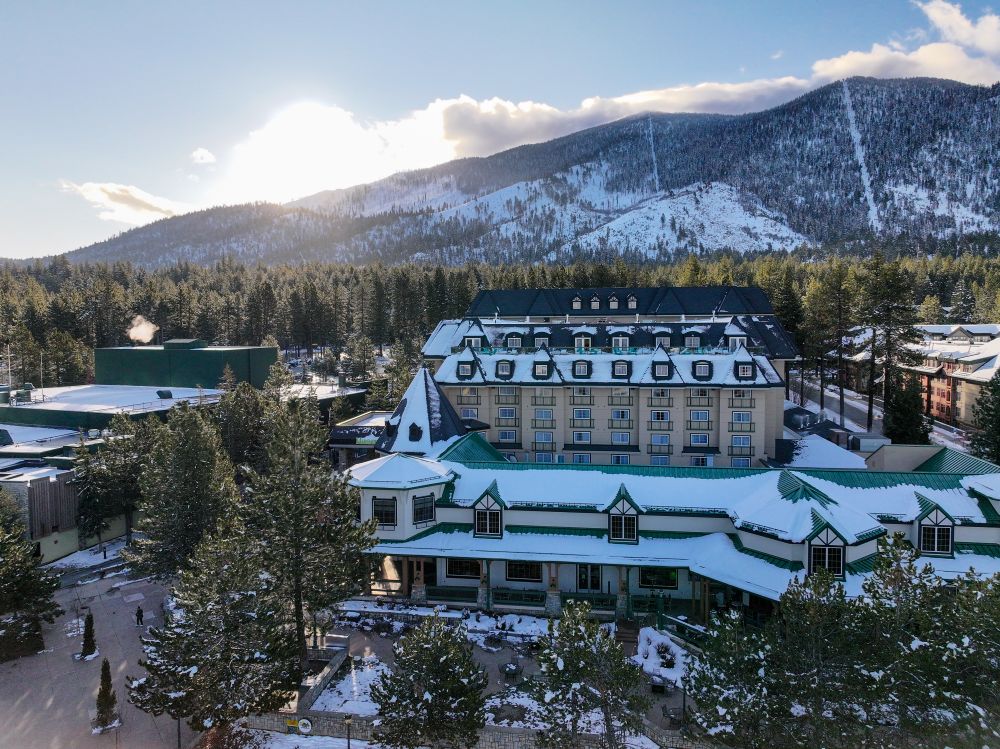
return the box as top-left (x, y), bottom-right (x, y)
top-left (466, 286), bottom-right (776, 319)
top-left (376, 368), bottom-right (468, 455)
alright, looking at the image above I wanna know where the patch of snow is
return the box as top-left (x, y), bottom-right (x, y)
top-left (311, 655), bottom-right (389, 715)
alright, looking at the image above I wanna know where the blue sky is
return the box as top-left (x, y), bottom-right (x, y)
top-left (2, 0), bottom-right (999, 258)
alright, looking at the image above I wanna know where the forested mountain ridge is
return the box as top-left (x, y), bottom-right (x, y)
top-left (62, 77), bottom-right (1000, 268)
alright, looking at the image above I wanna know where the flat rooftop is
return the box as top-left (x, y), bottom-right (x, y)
top-left (2, 384), bottom-right (222, 415)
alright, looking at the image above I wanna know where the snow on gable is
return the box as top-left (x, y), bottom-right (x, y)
top-left (375, 368), bottom-right (466, 456)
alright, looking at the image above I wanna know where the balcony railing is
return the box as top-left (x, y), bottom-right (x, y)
top-left (647, 443), bottom-right (674, 454)
top-left (426, 585), bottom-right (478, 603)
top-left (728, 422), bottom-right (755, 432)
top-left (569, 395), bottom-right (594, 405)
top-left (495, 417), bottom-right (519, 427)
top-left (495, 394), bottom-right (520, 405)
top-left (608, 418), bottom-right (634, 429)
top-left (457, 395), bottom-right (481, 405)
top-left (686, 396), bottom-right (714, 406)
top-left (608, 395), bottom-right (634, 406)
top-left (532, 441), bottom-right (556, 452)
top-left (561, 591), bottom-right (616, 610)
top-left (686, 420), bottom-right (712, 430)
top-left (647, 396), bottom-right (674, 407)
top-left (647, 420), bottom-right (673, 431)
top-left (728, 445), bottom-right (755, 456)
top-left (729, 397), bottom-right (756, 408)
top-left (531, 418), bottom-right (556, 429)
top-left (532, 395), bottom-right (556, 406)
top-left (570, 418), bottom-right (594, 428)
top-left (492, 588), bottom-right (546, 607)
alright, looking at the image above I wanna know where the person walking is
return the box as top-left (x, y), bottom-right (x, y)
top-left (135, 605), bottom-right (144, 627)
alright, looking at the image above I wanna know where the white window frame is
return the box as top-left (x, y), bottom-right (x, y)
top-left (684, 335), bottom-right (700, 348)
top-left (695, 362), bottom-right (710, 377)
top-left (497, 430), bottom-right (517, 442)
top-left (614, 361), bottom-right (629, 377)
top-left (737, 364), bottom-right (753, 378)
top-left (534, 363), bottom-right (548, 378)
top-left (690, 410), bottom-right (709, 422)
top-left (611, 454), bottom-right (630, 466)
top-left (460, 407), bottom-right (478, 419)
top-left (732, 435), bottom-right (751, 447)
top-left (575, 335), bottom-right (592, 350)
top-left (608, 297), bottom-right (619, 310)
top-left (732, 411), bottom-right (752, 423)
top-left (573, 408), bottom-right (591, 419)
top-left (651, 410), bottom-right (670, 421)
top-left (612, 336), bottom-right (629, 349)
top-left (590, 296), bottom-right (600, 310)
top-left (572, 453), bottom-right (591, 464)
top-left (497, 361), bottom-right (512, 377)
top-left (611, 431), bottom-right (630, 445)
top-left (651, 433), bottom-right (670, 445)
top-left (690, 433), bottom-right (709, 447)
top-left (498, 406), bottom-right (516, 419)
top-left (573, 431), bottom-right (592, 444)
top-left (535, 337), bottom-right (549, 348)
top-left (458, 363), bottom-right (472, 377)
top-left (654, 363), bottom-right (670, 377)
top-left (574, 361), bottom-right (588, 377)
top-left (572, 297), bottom-right (582, 310)
top-left (507, 336), bottom-right (522, 349)
top-left (611, 408), bottom-right (631, 420)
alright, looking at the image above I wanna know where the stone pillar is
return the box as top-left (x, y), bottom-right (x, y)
top-left (616, 566), bottom-right (629, 618)
top-left (410, 560), bottom-right (426, 604)
top-left (544, 562), bottom-right (561, 616)
top-left (477, 559), bottom-right (490, 611)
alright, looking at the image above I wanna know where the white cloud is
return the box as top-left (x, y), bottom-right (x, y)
top-left (771, 49), bottom-right (784, 60)
top-left (190, 147), bottom-right (216, 165)
top-left (71, 1), bottom-right (1000, 215)
top-left (60, 180), bottom-right (190, 225)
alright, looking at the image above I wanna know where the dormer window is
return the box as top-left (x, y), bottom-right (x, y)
top-left (464, 337), bottom-right (481, 349)
top-left (694, 361), bottom-right (712, 379)
top-left (736, 363), bottom-right (754, 379)
top-left (655, 336), bottom-right (671, 349)
top-left (612, 335), bottom-right (629, 349)
top-left (654, 363), bottom-right (671, 379)
top-left (810, 529), bottom-right (844, 577)
top-left (474, 494), bottom-right (503, 537)
top-left (507, 336), bottom-right (522, 349)
top-left (919, 509), bottom-right (953, 555)
top-left (729, 336), bottom-right (747, 351)
top-left (608, 493), bottom-right (639, 544)
top-left (590, 295), bottom-right (601, 310)
top-left (575, 335), bottom-right (592, 350)
top-left (572, 297), bottom-right (582, 310)
top-left (533, 362), bottom-right (550, 379)
top-left (613, 361), bottom-right (629, 378)
top-left (574, 360), bottom-right (590, 378)
top-left (627, 295), bottom-right (637, 310)
top-left (535, 336), bottom-right (548, 348)
top-left (458, 363), bottom-right (473, 378)
top-left (609, 296), bottom-right (619, 310)
top-left (684, 335), bottom-right (700, 348)
top-left (496, 361), bottom-right (512, 378)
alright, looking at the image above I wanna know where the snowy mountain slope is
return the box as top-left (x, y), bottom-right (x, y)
top-left (61, 76), bottom-right (1000, 268)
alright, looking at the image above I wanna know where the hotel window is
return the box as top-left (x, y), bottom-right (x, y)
top-left (506, 561), bottom-right (543, 582)
top-left (651, 434), bottom-right (670, 446)
top-left (572, 297), bottom-right (582, 310)
top-left (728, 336), bottom-right (747, 351)
top-left (610, 513), bottom-right (637, 539)
top-left (810, 545), bottom-right (844, 577)
top-left (498, 407), bottom-right (516, 419)
top-left (412, 494), bottom-right (435, 525)
top-left (611, 408), bottom-right (630, 420)
top-left (613, 361), bottom-right (629, 377)
top-left (591, 296), bottom-right (601, 309)
top-left (475, 508), bottom-right (501, 537)
top-left (690, 433), bottom-right (709, 447)
top-left (458, 363), bottom-right (472, 377)
top-left (447, 558), bottom-right (481, 579)
top-left (572, 453), bottom-right (591, 464)
top-left (690, 410), bottom-right (709, 422)
top-left (612, 431), bottom-right (630, 444)
top-left (373, 497), bottom-right (397, 528)
top-left (535, 408), bottom-right (553, 420)
top-left (535, 337), bottom-right (549, 348)
top-left (499, 385), bottom-right (516, 396)
top-left (496, 361), bottom-right (512, 377)
top-left (651, 410), bottom-right (670, 422)
top-left (575, 335), bottom-right (592, 350)
top-left (731, 458), bottom-right (751, 468)
top-left (652, 387), bottom-right (670, 398)
top-left (627, 296), bottom-right (637, 310)
top-left (650, 455), bottom-right (670, 466)
top-left (460, 386), bottom-right (478, 397)
top-left (573, 431), bottom-right (592, 444)
top-left (573, 408), bottom-right (591, 420)
top-left (464, 337), bottom-right (481, 349)
top-left (612, 335), bottom-right (629, 349)
top-left (733, 388), bottom-right (750, 399)
top-left (574, 361), bottom-right (589, 377)
top-left (574, 386), bottom-right (591, 396)
top-left (691, 387), bottom-right (710, 398)
top-left (535, 452), bottom-right (553, 463)
top-left (690, 456), bottom-right (709, 467)
top-left (535, 431), bottom-right (553, 443)
top-left (920, 524), bottom-right (952, 555)
top-left (655, 336), bottom-right (671, 348)
top-left (695, 362), bottom-right (711, 378)
top-left (639, 567), bottom-right (679, 589)
top-left (732, 411), bottom-right (751, 423)
top-left (502, 453), bottom-right (517, 462)
top-left (654, 363), bottom-right (671, 378)
top-left (732, 435), bottom-right (751, 447)
top-left (611, 454), bottom-right (630, 466)
top-left (608, 296), bottom-right (619, 310)
top-left (497, 430), bottom-right (517, 442)
top-left (460, 407), bottom-right (478, 419)
top-left (684, 335), bottom-right (700, 348)
top-left (507, 336), bottom-right (522, 348)
top-left (737, 364), bottom-right (754, 378)
top-left (534, 363), bottom-right (549, 378)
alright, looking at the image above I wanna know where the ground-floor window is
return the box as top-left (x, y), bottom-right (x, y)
top-left (535, 452), bottom-right (553, 463)
top-left (506, 561), bottom-right (543, 582)
top-left (572, 453), bottom-right (591, 464)
top-left (578, 564), bottom-right (601, 591)
top-left (810, 545), bottom-right (844, 576)
top-left (650, 455), bottom-right (670, 466)
top-left (446, 558), bottom-right (481, 579)
top-left (639, 567), bottom-right (679, 589)
top-left (731, 457), bottom-right (751, 468)
top-left (611, 454), bottom-right (630, 465)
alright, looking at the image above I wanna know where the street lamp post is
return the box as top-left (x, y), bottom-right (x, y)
top-left (344, 715), bottom-right (353, 749)
top-left (681, 675), bottom-right (687, 730)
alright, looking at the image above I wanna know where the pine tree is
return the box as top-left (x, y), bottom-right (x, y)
top-left (532, 601), bottom-right (648, 749)
top-left (883, 376), bottom-right (931, 444)
top-left (81, 611), bottom-right (97, 658)
top-left (95, 657), bottom-right (118, 729)
top-left (243, 396), bottom-right (376, 671)
top-left (971, 369), bottom-right (1000, 463)
top-left (950, 277), bottom-right (977, 322)
top-left (0, 490), bottom-right (62, 650)
top-left (212, 381), bottom-right (271, 473)
top-left (370, 615), bottom-right (487, 749)
top-left (129, 515), bottom-right (297, 731)
top-left (687, 609), bottom-right (778, 749)
top-left (123, 404), bottom-right (237, 578)
top-left (917, 294), bottom-right (943, 324)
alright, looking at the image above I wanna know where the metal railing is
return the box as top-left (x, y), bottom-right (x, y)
top-left (608, 395), bottom-right (634, 406)
top-left (647, 397), bottom-right (674, 407)
top-left (495, 417), bottom-right (519, 427)
top-left (532, 441), bottom-right (556, 452)
top-left (729, 397), bottom-right (756, 408)
top-left (686, 420), bottom-right (712, 430)
top-left (457, 395), bottom-right (481, 405)
top-left (426, 585), bottom-right (478, 603)
top-left (532, 395), bottom-right (556, 406)
top-left (608, 418), bottom-right (634, 429)
top-left (728, 445), bottom-right (755, 456)
top-left (561, 591), bottom-right (617, 610)
top-left (686, 396), bottom-right (713, 406)
top-left (647, 444), bottom-right (674, 454)
top-left (492, 588), bottom-right (546, 607)
top-left (647, 420), bottom-right (673, 431)
top-left (495, 394), bottom-right (520, 405)
top-left (531, 418), bottom-right (556, 429)
top-left (728, 422), bottom-right (755, 432)
top-left (570, 418), bottom-right (594, 428)
top-left (569, 395), bottom-right (594, 405)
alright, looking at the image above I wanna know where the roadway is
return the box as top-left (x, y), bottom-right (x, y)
top-left (787, 375), bottom-right (883, 435)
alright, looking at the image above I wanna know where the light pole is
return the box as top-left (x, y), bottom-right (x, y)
top-left (680, 675), bottom-right (687, 730)
top-left (343, 715), bottom-right (353, 749)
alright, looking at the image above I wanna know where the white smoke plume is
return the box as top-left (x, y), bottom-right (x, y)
top-left (127, 315), bottom-right (159, 344)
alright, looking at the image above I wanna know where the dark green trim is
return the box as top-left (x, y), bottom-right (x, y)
top-left (955, 541), bottom-right (1000, 558)
top-left (728, 534), bottom-right (804, 571)
top-left (845, 553), bottom-right (878, 575)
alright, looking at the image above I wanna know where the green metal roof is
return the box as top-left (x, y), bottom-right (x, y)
top-left (777, 471), bottom-right (835, 507)
top-left (954, 542), bottom-right (1000, 558)
top-left (437, 432), bottom-right (506, 463)
top-left (914, 447), bottom-right (1000, 475)
top-left (976, 496), bottom-right (1000, 524)
top-left (846, 553), bottom-right (878, 575)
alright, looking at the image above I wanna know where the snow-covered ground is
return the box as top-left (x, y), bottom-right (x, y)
top-left (311, 656), bottom-right (388, 715)
top-left (44, 536), bottom-right (127, 570)
top-left (254, 732), bottom-right (374, 749)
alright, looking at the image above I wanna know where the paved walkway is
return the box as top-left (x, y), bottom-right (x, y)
top-left (0, 572), bottom-right (199, 749)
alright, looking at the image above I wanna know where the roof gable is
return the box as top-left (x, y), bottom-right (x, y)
top-left (375, 368), bottom-right (467, 456)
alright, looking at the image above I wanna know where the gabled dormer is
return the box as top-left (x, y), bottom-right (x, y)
top-left (612, 359), bottom-right (631, 379)
top-left (604, 483), bottom-right (641, 544)
top-left (807, 523), bottom-right (846, 578)
top-left (590, 294), bottom-right (601, 310)
top-left (495, 360), bottom-right (514, 380)
top-left (734, 359), bottom-right (757, 381)
top-left (571, 295), bottom-right (582, 311)
top-left (608, 294), bottom-right (619, 310)
top-left (692, 360), bottom-right (713, 381)
top-left (473, 480), bottom-right (505, 538)
top-left (916, 496), bottom-right (955, 557)
top-left (572, 359), bottom-right (592, 379)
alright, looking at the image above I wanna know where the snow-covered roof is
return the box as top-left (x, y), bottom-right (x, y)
top-left (0, 384), bottom-right (222, 415)
top-left (961, 473), bottom-right (1000, 500)
top-left (347, 452), bottom-right (455, 489)
top-left (769, 435), bottom-right (867, 470)
top-left (374, 368), bottom-right (467, 456)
